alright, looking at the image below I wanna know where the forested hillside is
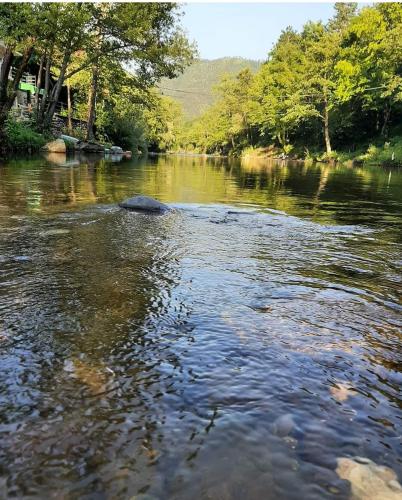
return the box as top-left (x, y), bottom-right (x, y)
top-left (159, 57), bottom-right (260, 118)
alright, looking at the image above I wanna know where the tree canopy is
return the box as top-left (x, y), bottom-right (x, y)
top-left (0, 2), bottom-right (195, 148)
top-left (166, 3), bottom-right (402, 158)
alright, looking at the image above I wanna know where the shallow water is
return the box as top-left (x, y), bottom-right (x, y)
top-left (0, 153), bottom-right (401, 499)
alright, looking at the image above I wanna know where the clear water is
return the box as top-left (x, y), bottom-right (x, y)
top-left (0, 153), bottom-right (401, 499)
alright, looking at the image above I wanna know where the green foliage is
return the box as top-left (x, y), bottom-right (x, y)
top-left (0, 2), bottom-right (196, 146)
top-left (162, 2), bottom-right (402, 162)
top-left (4, 119), bottom-right (46, 149)
top-left (145, 95), bottom-right (184, 152)
top-left (359, 139), bottom-right (402, 167)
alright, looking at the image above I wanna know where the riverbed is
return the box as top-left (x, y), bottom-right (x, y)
top-left (0, 153), bottom-right (401, 499)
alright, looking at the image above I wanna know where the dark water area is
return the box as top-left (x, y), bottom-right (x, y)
top-left (0, 153), bottom-right (401, 499)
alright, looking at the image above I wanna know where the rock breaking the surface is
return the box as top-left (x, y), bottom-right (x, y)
top-left (119, 195), bottom-right (170, 213)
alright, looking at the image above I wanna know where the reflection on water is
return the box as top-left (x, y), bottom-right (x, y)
top-left (0, 154), bottom-right (401, 499)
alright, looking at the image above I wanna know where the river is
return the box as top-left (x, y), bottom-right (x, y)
top-left (0, 153), bottom-right (401, 499)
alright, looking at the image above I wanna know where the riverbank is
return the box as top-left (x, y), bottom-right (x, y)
top-left (163, 139), bottom-right (402, 168)
top-left (0, 120), bottom-right (48, 155)
top-left (3, 118), bottom-right (401, 170)
top-left (240, 138), bottom-right (402, 168)
top-left (0, 120), bottom-right (135, 160)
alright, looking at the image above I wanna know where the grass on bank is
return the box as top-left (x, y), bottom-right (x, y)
top-left (4, 119), bottom-right (47, 151)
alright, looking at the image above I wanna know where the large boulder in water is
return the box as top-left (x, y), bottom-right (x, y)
top-left (336, 457), bottom-right (402, 500)
top-left (119, 195), bottom-right (170, 213)
top-left (74, 141), bottom-right (105, 153)
top-left (41, 138), bottom-right (66, 153)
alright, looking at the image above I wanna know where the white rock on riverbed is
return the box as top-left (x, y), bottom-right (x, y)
top-left (119, 195), bottom-right (170, 212)
top-left (336, 457), bottom-right (402, 500)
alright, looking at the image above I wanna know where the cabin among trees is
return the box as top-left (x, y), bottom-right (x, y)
top-left (0, 39), bottom-right (74, 127)
top-left (0, 40), bottom-right (39, 119)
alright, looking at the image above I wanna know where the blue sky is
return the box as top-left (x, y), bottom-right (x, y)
top-left (181, 3), bottom-right (337, 61)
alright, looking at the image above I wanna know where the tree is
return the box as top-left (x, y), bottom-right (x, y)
top-left (145, 95), bottom-right (183, 152)
top-left (336, 3), bottom-right (402, 138)
top-left (250, 27), bottom-right (315, 151)
top-left (0, 3), bottom-right (39, 139)
top-left (83, 2), bottom-right (195, 141)
top-left (36, 3), bottom-right (93, 131)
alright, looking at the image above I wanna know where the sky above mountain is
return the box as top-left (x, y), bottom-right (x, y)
top-left (182, 3), bottom-right (336, 60)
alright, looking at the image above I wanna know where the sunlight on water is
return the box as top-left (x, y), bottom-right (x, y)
top-left (0, 153), bottom-right (401, 499)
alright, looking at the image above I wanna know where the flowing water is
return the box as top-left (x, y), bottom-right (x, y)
top-left (0, 153), bottom-right (401, 499)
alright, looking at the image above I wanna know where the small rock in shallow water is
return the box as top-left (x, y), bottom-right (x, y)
top-left (39, 229), bottom-right (71, 237)
top-left (330, 382), bottom-right (355, 402)
top-left (272, 414), bottom-right (295, 437)
top-left (64, 358), bottom-right (108, 395)
top-left (13, 255), bottom-right (31, 262)
top-left (119, 195), bottom-right (170, 212)
top-left (336, 457), bottom-right (402, 500)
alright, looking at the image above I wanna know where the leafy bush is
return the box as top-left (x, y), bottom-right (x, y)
top-left (283, 143), bottom-right (294, 155)
top-left (106, 115), bottom-right (147, 152)
top-left (241, 145), bottom-right (278, 158)
top-left (318, 150), bottom-right (340, 162)
top-left (241, 146), bottom-right (263, 157)
top-left (359, 139), bottom-right (402, 167)
top-left (5, 119), bottom-right (47, 150)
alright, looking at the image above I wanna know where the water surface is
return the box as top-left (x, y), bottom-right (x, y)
top-left (0, 153), bottom-right (401, 499)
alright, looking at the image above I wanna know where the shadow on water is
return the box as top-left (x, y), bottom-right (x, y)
top-left (0, 153), bottom-right (401, 498)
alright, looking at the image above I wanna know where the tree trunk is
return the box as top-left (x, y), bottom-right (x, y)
top-left (43, 49), bottom-right (71, 130)
top-left (35, 53), bottom-right (44, 113)
top-left (67, 81), bottom-right (73, 133)
top-left (37, 53), bottom-right (51, 125)
top-left (0, 47), bottom-right (14, 138)
top-left (323, 97), bottom-right (332, 154)
top-left (0, 111), bottom-right (8, 143)
top-left (381, 103), bottom-right (391, 139)
top-left (0, 46), bottom-right (14, 104)
top-left (86, 63), bottom-right (99, 141)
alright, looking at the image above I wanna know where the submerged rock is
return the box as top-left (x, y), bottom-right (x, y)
top-left (336, 457), bottom-right (402, 500)
top-left (330, 381), bottom-right (355, 402)
top-left (119, 195), bottom-right (170, 213)
top-left (64, 358), bottom-right (109, 396)
top-left (272, 414), bottom-right (295, 437)
top-left (39, 229), bottom-right (71, 237)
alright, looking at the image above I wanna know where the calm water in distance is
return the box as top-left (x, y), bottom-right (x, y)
top-left (0, 153), bottom-right (401, 499)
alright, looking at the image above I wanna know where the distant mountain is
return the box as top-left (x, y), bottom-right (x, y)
top-left (159, 57), bottom-right (261, 120)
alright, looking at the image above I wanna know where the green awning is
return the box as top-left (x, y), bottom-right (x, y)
top-left (18, 82), bottom-right (37, 93)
